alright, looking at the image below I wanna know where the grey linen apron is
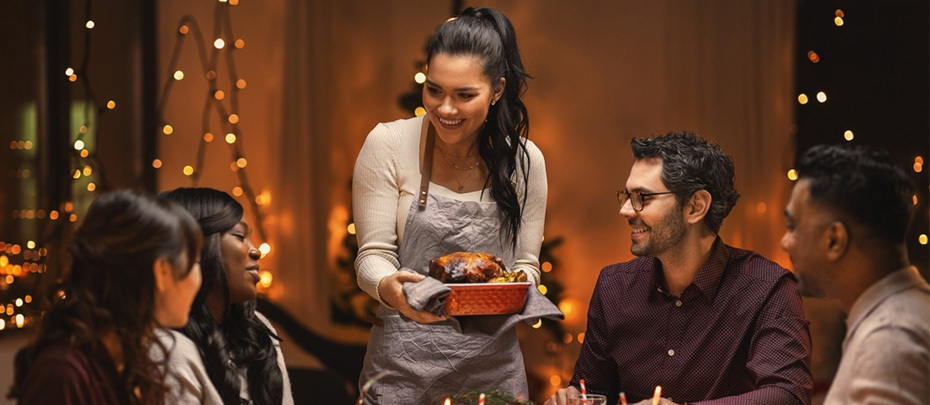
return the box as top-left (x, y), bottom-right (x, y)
top-left (358, 144), bottom-right (528, 404)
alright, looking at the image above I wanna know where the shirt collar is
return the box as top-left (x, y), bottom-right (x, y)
top-left (845, 267), bottom-right (929, 339)
top-left (650, 236), bottom-right (730, 301)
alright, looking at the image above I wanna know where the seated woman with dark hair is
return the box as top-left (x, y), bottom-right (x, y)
top-left (159, 187), bottom-right (293, 405)
top-left (10, 189), bottom-right (203, 405)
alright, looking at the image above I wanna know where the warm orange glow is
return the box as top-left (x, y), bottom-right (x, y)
top-left (69, 214), bottom-right (78, 222)
top-left (179, 25), bottom-right (189, 35)
top-left (232, 186), bottom-right (243, 196)
top-left (549, 375), bottom-right (562, 386)
top-left (86, 183), bottom-right (96, 192)
top-left (173, 70), bottom-right (184, 80)
top-left (844, 130), bottom-right (854, 141)
top-left (787, 169), bottom-right (798, 181)
top-left (259, 271), bottom-right (273, 288)
top-left (203, 132), bottom-right (214, 142)
top-left (834, 16), bottom-right (844, 26)
top-left (228, 114), bottom-right (239, 124)
top-left (236, 79), bottom-right (247, 89)
top-left (106, 100), bottom-right (116, 109)
top-left (756, 202), bottom-right (767, 213)
top-left (183, 165), bottom-right (194, 176)
top-left (206, 70), bottom-right (217, 80)
top-left (234, 39), bottom-right (245, 49)
top-left (214, 90), bottom-right (225, 100)
top-left (50, 211), bottom-right (59, 220)
top-left (807, 50), bottom-right (820, 63)
top-left (797, 94), bottom-right (808, 105)
top-left (63, 202), bottom-right (74, 212)
top-left (225, 133), bottom-right (236, 144)
top-left (915, 163), bottom-right (923, 173)
top-left (537, 284), bottom-right (548, 295)
top-left (80, 150), bottom-right (89, 157)
top-left (541, 261), bottom-right (553, 272)
top-left (152, 159), bottom-right (163, 168)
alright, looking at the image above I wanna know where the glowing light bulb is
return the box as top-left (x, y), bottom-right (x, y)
top-left (214, 90), bottom-right (225, 100)
top-left (347, 223), bottom-right (356, 235)
top-left (173, 70), bottom-right (184, 80)
top-left (259, 243), bottom-right (271, 255)
top-left (163, 125), bottom-right (174, 135)
top-left (531, 319), bottom-right (542, 329)
top-left (85, 20), bottom-right (95, 29)
top-left (183, 165), bottom-right (194, 176)
top-left (414, 107), bottom-right (426, 116)
top-left (236, 158), bottom-right (247, 168)
top-left (87, 183), bottom-right (96, 191)
top-left (537, 284), bottom-right (548, 295)
top-left (917, 234), bottom-right (927, 245)
top-left (152, 159), bottom-right (163, 169)
top-left (844, 130), bottom-right (854, 141)
top-left (834, 16), bottom-right (844, 26)
top-left (414, 72), bottom-right (426, 83)
top-left (225, 133), bottom-right (237, 144)
top-left (549, 375), bottom-right (562, 386)
top-left (203, 133), bottom-right (214, 142)
top-left (228, 114), bottom-right (239, 124)
top-left (787, 169), bottom-right (798, 181)
top-left (797, 93), bottom-right (808, 105)
top-left (65, 67), bottom-right (74, 76)
top-left (106, 100), bottom-right (116, 109)
top-left (214, 38), bottom-right (226, 49)
top-left (259, 271), bottom-right (273, 288)
top-left (234, 39), bottom-right (245, 49)
top-left (74, 140), bottom-right (85, 150)
top-left (232, 186), bottom-right (243, 196)
top-left (236, 79), bottom-right (247, 89)
top-left (807, 50), bottom-right (820, 63)
top-left (179, 25), bottom-right (189, 35)
top-left (816, 92), bottom-right (827, 103)
top-left (541, 261), bottom-right (553, 272)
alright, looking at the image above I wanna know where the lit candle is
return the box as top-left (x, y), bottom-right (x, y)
top-left (652, 386), bottom-right (662, 405)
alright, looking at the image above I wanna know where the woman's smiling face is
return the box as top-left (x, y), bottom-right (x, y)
top-left (221, 221), bottom-right (261, 304)
top-left (422, 52), bottom-right (503, 148)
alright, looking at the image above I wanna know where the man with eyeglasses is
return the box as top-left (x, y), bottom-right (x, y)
top-left (546, 132), bottom-right (812, 405)
top-left (781, 145), bottom-right (927, 404)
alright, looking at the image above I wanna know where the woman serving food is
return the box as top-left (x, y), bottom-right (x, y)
top-left (352, 7), bottom-right (547, 404)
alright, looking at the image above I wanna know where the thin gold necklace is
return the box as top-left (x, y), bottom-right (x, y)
top-left (435, 145), bottom-right (480, 171)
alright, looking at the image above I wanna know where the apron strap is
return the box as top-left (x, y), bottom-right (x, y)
top-left (418, 121), bottom-right (435, 209)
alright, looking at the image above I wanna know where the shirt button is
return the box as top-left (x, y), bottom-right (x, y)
top-left (675, 300), bottom-right (682, 307)
top-left (668, 349), bottom-right (675, 356)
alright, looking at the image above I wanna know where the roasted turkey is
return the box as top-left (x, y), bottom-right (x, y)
top-left (428, 252), bottom-right (526, 283)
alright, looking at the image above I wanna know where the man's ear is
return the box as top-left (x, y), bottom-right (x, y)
top-left (153, 257), bottom-right (172, 294)
top-left (824, 221), bottom-right (850, 261)
top-left (685, 189), bottom-right (711, 225)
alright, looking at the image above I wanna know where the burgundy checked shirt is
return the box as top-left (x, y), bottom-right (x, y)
top-left (570, 238), bottom-right (812, 405)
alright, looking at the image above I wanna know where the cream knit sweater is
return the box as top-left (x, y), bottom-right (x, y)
top-left (352, 115), bottom-right (548, 304)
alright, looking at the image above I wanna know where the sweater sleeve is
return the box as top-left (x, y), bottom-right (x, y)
top-left (511, 139), bottom-right (548, 285)
top-left (156, 329), bottom-right (225, 405)
top-left (353, 122), bottom-right (405, 303)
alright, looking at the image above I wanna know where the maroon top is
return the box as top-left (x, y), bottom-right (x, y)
top-left (18, 343), bottom-right (130, 405)
top-left (570, 238), bottom-right (812, 405)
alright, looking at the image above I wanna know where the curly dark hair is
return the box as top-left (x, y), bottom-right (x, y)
top-left (10, 190), bottom-right (202, 404)
top-left (796, 144), bottom-right (915, 244)
top-left (427, 6), bottom-right (532, 249)
top-left (630, 131), bottom-right (740, 233)
top-left (160, 187), bottom-right (284, 405)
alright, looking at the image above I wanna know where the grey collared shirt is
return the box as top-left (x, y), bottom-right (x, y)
top-left (824, 267), bottom-right (930, 405)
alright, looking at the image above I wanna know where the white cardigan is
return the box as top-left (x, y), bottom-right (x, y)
top-left (154, 312), bottom-right (294, 405)
top-left (352, 115), bottom-right (548, 304)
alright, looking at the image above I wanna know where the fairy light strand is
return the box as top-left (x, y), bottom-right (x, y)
top-left (157, 2), bottom-right (268, 243)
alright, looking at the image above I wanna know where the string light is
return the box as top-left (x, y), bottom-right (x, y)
top-left (807, 51), bottom-right (820, 63)
top-left (213, 38), bottom-right (225, 49)
top-left (225, 133), bottom-right (236, 144)
top-left (797, 93), bottom-right (808, 105)
top-left (173, 70), bottom-right (185, 80)
top-left (537, 284), bottom-right (548, 295)
top-left (414, 72), bottom-right (426, 84)
top-left (106, 100), bottom-right (116, 109)
top-left (203, 132), bottom-right (214, 142)
top-left (163, 124), bottom-right (174, 135)
top-left (816, 91), bottom-right (827, 103)
top-left (843, 130), bottom-right (854, 141)
top-left (787, 169), bottom-right (798, 181)
top-left (74, 140), bottom-right (85, 150)
top-left (85, 20), bottom-right (95, 29)
top-left (152, 159), bottom-right (163, 168)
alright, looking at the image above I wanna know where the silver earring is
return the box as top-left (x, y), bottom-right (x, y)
top-left (491, 100), bottom-right (496, 106)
